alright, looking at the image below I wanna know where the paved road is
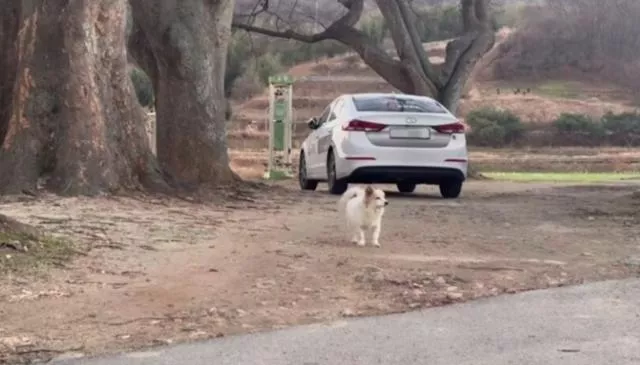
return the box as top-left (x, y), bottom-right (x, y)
top-left (53, 279), bottom-right (640, 365)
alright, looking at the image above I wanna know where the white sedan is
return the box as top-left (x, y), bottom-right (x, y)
top-left (298, 93), bottom-right (468, 198)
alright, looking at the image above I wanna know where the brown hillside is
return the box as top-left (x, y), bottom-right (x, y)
top-left (228, 31), bottom-right (638, 150)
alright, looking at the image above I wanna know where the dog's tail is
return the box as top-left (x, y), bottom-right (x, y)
top-left (338, 186), bottom-right (362, 212)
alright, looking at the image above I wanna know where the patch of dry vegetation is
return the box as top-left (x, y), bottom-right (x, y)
top-left (0, 214), bottom-right (75, 274)
top-left (487, 0), bottom-right (640, 94)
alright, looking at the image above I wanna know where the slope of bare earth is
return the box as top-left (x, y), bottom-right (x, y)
top-left (227, 29), bottom-right (638, 151)
top-left (1, 181), bottom-right (640, 364)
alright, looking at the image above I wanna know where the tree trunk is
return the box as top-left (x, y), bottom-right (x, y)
top-left (0, 1), bottom-right (19, 145)
top-left (129, 0), bottom-right (238, 188)
top-left (0, 0), bottom-right (167, 196)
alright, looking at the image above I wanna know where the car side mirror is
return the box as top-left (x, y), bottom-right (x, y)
top-left (307, 117), bottom-right (319, 130)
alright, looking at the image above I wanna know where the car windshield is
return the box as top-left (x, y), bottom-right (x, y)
top-left (352, 95), bottom-right (447, 114)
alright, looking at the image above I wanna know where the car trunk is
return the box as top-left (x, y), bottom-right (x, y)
top-left (356, 112), bottom-right (459, 149)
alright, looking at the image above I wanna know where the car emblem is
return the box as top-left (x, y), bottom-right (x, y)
top-left (406, 116), bottom-right (417, 124)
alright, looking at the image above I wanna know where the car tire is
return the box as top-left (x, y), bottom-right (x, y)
top-left (396, 182), bottom-right (416, 193)
top-left (298, 152), bottom-right (318, 191)
top-left (327, 150), bottom-right (348, 195)
top-left (439, 179), bottom-right (463, 199)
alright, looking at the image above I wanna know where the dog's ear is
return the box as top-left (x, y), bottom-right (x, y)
top-left (365, 185), bottom-right (374, 197)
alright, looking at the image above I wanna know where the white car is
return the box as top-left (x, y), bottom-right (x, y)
top-left (298, 93), bottom-right (468, 198)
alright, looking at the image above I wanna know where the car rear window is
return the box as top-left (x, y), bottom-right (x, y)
top-left (352, 95), bottom-right (447, 113)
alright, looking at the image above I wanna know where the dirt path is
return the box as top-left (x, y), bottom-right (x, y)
top-left (1, 181), bottom-right (639, 364)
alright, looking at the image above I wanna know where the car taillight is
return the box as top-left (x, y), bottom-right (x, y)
top-left (342, 119), bottom-right (386, 132)
top-left (434, 121), bottom-right (465, 134)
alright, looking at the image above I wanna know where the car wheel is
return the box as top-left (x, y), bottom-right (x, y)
top-left (327, 150), bottom-right (348, 195)
top-left (298, 152), bottom-right (318, 191)
top-left (439, 179), bottom-right (463, 199)
top-left (396, 182), bottom-right (416, 193)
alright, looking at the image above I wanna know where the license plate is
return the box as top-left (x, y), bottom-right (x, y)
top-left (389, 127), bottom-right (430, 139)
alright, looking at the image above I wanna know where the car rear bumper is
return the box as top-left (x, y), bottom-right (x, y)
top-left (344, 166), bottom-right (466, 184)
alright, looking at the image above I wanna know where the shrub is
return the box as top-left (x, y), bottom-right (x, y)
top-left (359, 16), bottom-right (387, 47)
top-left (551, 113), bottom-right (605, 146)
top-left (254, 53), bottom-right (284, 86)
top-left (466, 107), bottom-right (524, 147)
top-left (553, 113), bottom-right (603, 134)
top-left (230, 67), bottom-right (263, 100)
top-left (601, 111), bottom-right (640, 145)
top-left (225, 31), bottom-right (253, 96)
top-left (130, 67), bottom-right (154, 108)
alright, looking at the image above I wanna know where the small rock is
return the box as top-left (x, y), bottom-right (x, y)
top-left (5, 254), bottom-right (11, 259)
top-left (447, 292), bottom-right (463, 300)
top-left (117, 334), bottom-right (131, 340)
top-left (207, 307), bottom-right (218, 315)
top-left (581, 252), bottom-right (594, 257)
top-left (365, 303), bottom-right (390, 311)
top-left (153, 339), bottom-right (173, 346)
top-left (0, 336), bottom-right (33, 350)
top-left (302, 287), bottom-right (313, 293)
top-left (255, 279), bottom-right (277, 289)
top-left (341, 308), bottom-right (356, 317)
top-left (622, 256), bottom-right (640, 268)
top-left (434, 276), bottom-right (447, 286)
top-left (189, 330), bottom-right (207, 338)
top-left (587, 216), bottom-right (595, 221)
top-left (408, 302), bottom-right (422, 309)
top-left (235, 309), bottom-right (247, 317)
top-left (474, 282), bottom-right (485, 290)
top-left (446, 286), bottom-right (459, 292)
top-left (410, 289), bottom-right (425, 299)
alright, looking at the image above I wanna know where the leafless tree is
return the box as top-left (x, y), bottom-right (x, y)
top-left (233, 0), bottom-right (495, 113)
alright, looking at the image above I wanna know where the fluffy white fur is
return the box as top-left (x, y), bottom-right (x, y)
top-left (338, 185), bottom-right (388, 247)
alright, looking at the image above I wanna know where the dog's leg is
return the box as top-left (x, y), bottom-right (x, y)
top-left (355, 226), bottom-right (366, 247)
top-left (347, 222), bottom-right (359, 245)
top-left (371, 225), bottom-right (381, 247)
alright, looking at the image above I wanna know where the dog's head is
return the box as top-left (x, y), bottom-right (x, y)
top-left (365, 185), bottom-right (388, 209)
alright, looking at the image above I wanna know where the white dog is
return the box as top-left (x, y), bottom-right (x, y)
top-left (338, 185), bottom-right (388, 247)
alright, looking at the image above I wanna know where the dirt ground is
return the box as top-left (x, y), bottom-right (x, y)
top-left (1, 180), bottom-right (640, 364)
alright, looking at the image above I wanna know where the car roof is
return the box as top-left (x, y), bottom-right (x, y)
top-left (344, 93), bottom-right (438, 102)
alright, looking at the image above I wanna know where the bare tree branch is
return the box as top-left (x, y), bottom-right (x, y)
top-left (233, 0), bottom-right (495, 112)
top-left (233, 0), bottom-right (415, 92)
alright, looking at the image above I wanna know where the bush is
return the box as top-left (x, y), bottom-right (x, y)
top-left (130, 67), bottom-right (154, 108)
top-left (601, 111), bottom-right (640, 145)
top-left (254, 53), bottom-right (284, 86)
top-left (466, 107), bottom-right (524, 147)
top-left (225, 31), bottom-right (253, 96)
top-left (553, 113), bottom-right (603, 134)
top-left (416, 5), bottom-right (504, 42)
top-left (551, 113), bottom-right (604, 145)
top-left (359, 16), bottom-right (387, 47)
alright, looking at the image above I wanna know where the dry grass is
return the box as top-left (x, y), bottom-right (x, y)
top-left (228, 147), bottom-right (640, 181)
top-left (0, 214), bottom-right (76, 275)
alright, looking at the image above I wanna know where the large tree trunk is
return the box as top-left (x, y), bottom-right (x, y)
top-left (0, 0), bottom-right (167, 196)
top-left (0, 1), bottom-right (19, 145)
top-left (128, 0), bottom-right (238, 188)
